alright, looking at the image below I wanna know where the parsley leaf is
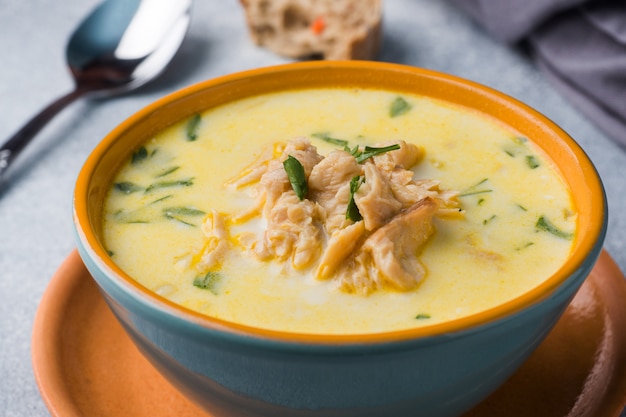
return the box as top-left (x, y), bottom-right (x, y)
top-left (390, 96), bottom-right (412, 118)
top-left (186, 114), bottom-right (201, 141)
top-left (346, 175), bottom-right (365, 221)
top-left (283, 155), bottom-right (308, 200)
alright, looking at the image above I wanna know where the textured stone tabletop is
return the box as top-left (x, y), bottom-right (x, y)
top-left (1, 1), bottom-right (624, 416)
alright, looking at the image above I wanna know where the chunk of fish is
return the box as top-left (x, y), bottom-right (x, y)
top-left (203, 137), bottom-right (461, 295)
top-left (354, 162), bottom-right (403, 231)
top-left (255, 192), bottom-right (322, 270)
top-left (309, 150), bottom-right (362, 233)
top-left (197, 210), bottom-right (230, 271)
top-left (338, 197), bottom-right (438, 294)
top-left (372, 140), bottom-right (424, 171)
top-left (316, 221), bottom-right (366, 280)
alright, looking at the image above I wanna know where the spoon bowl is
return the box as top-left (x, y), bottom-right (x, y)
top-left (0, 0), bottom-right (192, 183)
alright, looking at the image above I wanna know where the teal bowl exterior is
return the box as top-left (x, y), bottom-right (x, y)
top-left (74, 225), bottom-right (605, 417)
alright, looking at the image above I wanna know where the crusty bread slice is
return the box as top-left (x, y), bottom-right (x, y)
top-left (239, 0), bottom-right (382, 60)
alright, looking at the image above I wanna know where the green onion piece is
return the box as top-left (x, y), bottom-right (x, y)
top-left (164, 217), bottom-right (195, 226)
top-left (114, 182), bottom-right (143, 194)
top-left (503, 136), bottom-right (530, 158)
top-left (390, 96), bottom-right (412, 118)
top-left (346, 176), bottom-right (365, 221)
top-left (163, 207), bottom-right (205, 217)
top-left (311, 132), bottom-right (349, 147)
top-left (536, 216), bottom-right (573, 240)
top-left (526, 155), bottom-right (540, 169)
top-left (514, 136), bottom-right (528, 144)
top-left (149, 195), bottom-right (174, 205)
top-left (162, 207), bottom-right (205, 226)
top-left (131, 146), bottom-right (148, 164)
top-left (283, 155), bottom-right (308, 200)
top-left (515, 242), bottom-right (535, 251)
top-left (459, 178), bottom-right (492, 197)
top-left (415, 313), bottom-right (431, 320)
top-left (193, 271), bottom-right (221, 293)
top-left (460, 189), bottom-right (493, 197)
top-left (186, 114), bottom-right (201, 141)
top-left (483, 214), bottom-right (496, 225)
top-left (145, 178), bottom-right (194, 193)
top-left (156, 166), bottom-right (180, 178)
top-left (344, 144), bottom-right (360, 160)
top-left (355, 144), bottom-right (401, 163)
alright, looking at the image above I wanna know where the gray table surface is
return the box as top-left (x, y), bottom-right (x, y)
top-left (1, 1), bottom-right (625, 416)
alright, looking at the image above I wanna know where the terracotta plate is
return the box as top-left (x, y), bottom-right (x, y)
top-left (32, 250), bottom-right (626, 417)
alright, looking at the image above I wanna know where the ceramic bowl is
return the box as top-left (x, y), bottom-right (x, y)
top-left (73, 61), bottom-right (607, 417)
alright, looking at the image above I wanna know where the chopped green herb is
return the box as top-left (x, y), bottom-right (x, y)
top-left (131, 146), bottom-right (148, 164)
top-left (311, 132), bottom-right (349, 147)
top-left (163, 207), bottom-right (206, 217)
top-left (114, 181), bottom-right (143, 194)
top-left (536, 216), bottom-right (573, 240)
top-left (155, 166), bottom-right (180, 178)
top-left (113, 209), bottom-right (142, 223)
top-left (517, 204), bottom-right (528, 211)
top-left (283, 155), bottom-right (308, 200)
top-left (112, 209), bottom-right (148, 224)
top-left (107, 250), bottom-right (115, 257)
top-left (459, 178), bottom-right (492, 197)
top-left (515, 242), bottom-right (535, 251)
top-left (145, 178), bottom-right (194, 193)
top-left (149, 195), bottom-right (174, 205)
top-left (346, 176), bottom-right (365, 221)
top-left (186, 114), bottom-right (201, 141)
top-left (477, 198), bottom-right (485, 206)
top-left (193, 271), bottom-right (221, 293)
top-left (504, 137), bottom-right (540, 169)
top-left (460, 189), bottom-right (493, 197)
top-left (526, 155), bottom-right (540, 169)
top-left (164, 217), bottom-right (195, 226)
top-left (163, 206), bottom-right (205, 226)
top-left (352, 144), bottom-right (401, 163)
top-left (483, 214), bottom-right (496, 225)
top-left (415, 313), bottom-right (431, 320)
top-left (343, 144), bottom-right (358, 159)
top-left (390, 96), bottom-right (412, 118)
top-left (503, 136), bottom-right (530, 158)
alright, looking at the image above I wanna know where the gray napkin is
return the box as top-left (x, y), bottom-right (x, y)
top-left (451, 0), bottom-right (626, 148)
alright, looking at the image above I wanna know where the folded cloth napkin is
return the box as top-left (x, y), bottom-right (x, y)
top-left (451, 0), bottom-right (626, 148)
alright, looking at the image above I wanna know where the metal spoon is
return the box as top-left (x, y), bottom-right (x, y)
top-left (0, 0), bottom-right (192, 183)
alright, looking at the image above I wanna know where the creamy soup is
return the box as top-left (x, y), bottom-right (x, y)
top-left (102, 88), bottom-right (576, 334)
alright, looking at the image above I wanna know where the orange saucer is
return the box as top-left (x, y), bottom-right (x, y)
top-left (32, 250), bottom-right (626, 417)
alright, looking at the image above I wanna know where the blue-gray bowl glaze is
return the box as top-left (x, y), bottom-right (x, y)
top-left (74, 224), bottom-right (605, 417)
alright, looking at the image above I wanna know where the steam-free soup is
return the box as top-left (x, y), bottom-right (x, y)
top-left (102, 88), bottom-right (576, 334)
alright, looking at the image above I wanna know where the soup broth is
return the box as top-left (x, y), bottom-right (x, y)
top-left (102, 88), bottom-right (576, 334)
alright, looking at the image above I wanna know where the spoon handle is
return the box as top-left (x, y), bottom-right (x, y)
top-left (0, 88), bottom-right (87, 183)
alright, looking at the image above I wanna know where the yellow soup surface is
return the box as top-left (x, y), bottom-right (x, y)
top-left (102, 88), bottom-right (576, 334)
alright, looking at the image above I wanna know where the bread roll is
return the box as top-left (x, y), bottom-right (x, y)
top-left (239, 0), bottom-right (382, 60)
